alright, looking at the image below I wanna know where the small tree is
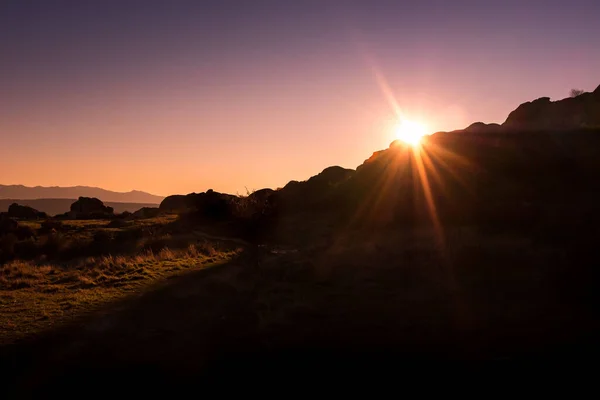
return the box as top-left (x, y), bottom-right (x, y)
top-left (570, 88), bottom-right (585, 97)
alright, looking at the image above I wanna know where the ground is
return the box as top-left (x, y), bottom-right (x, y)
top-left (2, 215), bottom-right (598, 393)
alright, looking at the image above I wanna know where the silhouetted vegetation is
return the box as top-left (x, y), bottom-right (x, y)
top-left (570, 88), bottom-right (585, 97)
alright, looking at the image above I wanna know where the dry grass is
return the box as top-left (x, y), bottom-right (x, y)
top-left (0, 241), bottom-right (239, 344)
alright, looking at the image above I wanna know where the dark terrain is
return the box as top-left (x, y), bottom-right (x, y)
top-left (2, 88), bottom-right (600, 392)
top-left (0, 199), bottom-right (159, 216)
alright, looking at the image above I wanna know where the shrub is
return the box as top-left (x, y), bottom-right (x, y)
top-left (570, 88), bottom-right (585, 97)
top-left (41, 233), bottom-right (69, 257)
top-left (196, 241), bottom-right (217, 257)
top-left (14, 225), bottom-right (36, 240)
top-left (39, 220), bottom-right (64, 234)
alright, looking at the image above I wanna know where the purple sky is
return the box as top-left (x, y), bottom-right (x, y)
top-left (1, 0), bottom-right (599, 195)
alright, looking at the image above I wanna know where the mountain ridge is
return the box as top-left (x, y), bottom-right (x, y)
top-left (0, 185), bottom-right (163, 204)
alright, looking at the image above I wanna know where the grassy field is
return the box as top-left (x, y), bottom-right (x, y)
top-left (0, 244), bottom-right (238, 344)
top-left (0, 215), bottom-right (240, 344)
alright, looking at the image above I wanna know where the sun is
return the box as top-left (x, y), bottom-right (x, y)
top-left (395, 120), bottom-right (429, 146)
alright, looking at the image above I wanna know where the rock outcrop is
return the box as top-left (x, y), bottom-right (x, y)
top-left (464, 122), bottom-right (503, 134)
top-left (132, 207), bottom-right (161, 219)
top-left (7, 203), bottom-right (47, 219)
top-left (278, 166), bottom-right (355, 212)
top-left (69, 197), bottom-right (114, 219)
top-left (159, 194), bottom-right (196, 212)
top-left (503, 88), bottom-right (600, 131)
top-left (191, 190), bottom-right (237, 220)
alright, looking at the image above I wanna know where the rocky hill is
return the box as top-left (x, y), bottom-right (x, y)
top-left (502, 84), bottom-right (600, 131)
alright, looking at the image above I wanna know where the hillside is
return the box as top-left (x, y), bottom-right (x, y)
top-left (503, 84), bottom-right (600, 130)
top-left (0, 199), bottom-right (158, 216)
top-left (0, 185), bottom-right (163, 204)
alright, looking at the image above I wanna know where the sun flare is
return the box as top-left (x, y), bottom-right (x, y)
top-left (395, 120), bottom-right (429, 146)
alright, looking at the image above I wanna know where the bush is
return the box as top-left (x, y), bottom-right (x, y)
top-left (570, 88), bottom-right (585, 97)
top-left (14, 225), bottom-right (36, 240)
top-left (39, 220), bottom-right (64, 234)
top-left (41, 233), bottom-right (69, 257)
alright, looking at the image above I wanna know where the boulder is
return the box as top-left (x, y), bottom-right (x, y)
top-left (69, 197), bottom-right (114, 219)
top-left (7, 203), bottom-right (47, 219)
top-left (132, 207), bottom-right (161, 219)
top-left (192, 189), bottom-right (236, 220)
top-left (118, 211), bottom-right (133, 219)
top-left (159, 194), bottom-right (196, 212)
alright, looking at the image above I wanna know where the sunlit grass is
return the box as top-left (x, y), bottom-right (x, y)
top-left (0, 243), bottom-right (239, 343)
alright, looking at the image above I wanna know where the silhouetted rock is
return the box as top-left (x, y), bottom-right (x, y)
top-left (7, 203), bottom-right (47, 219)
top-left (282, 166), bottom-right (354, 195)
top-left (278, 166), bottom-right (354, 212)
top-left (464, 122), bottom-right (503, 134)
top-left (132, 207), bottom-right (161, 219)
top-left (503, 87), bottom-right (600, 131)
top-left (118, 211), bottom-right (133, 219)
top-left (357, 150), bottom-right (387, 171)
top-left (159, 194), bottom-right (197, 212)
top-left (192, 190), bottom-right (237, 220)
top-left (247, 188), bottom-right (276, 203)
top-left (69, 197), bottom-right (114, 219)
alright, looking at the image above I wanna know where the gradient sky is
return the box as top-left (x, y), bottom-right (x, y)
top-left (1, 0), bottom-right (599, 196)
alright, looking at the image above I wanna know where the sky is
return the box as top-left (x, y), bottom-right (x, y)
top-left (1, 0), bottom-right (599, 196)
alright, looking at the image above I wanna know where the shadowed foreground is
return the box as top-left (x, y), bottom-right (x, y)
top-left (2, 225), bottom-right (598, 393)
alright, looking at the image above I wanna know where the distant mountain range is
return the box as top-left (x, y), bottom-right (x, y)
top-left (0, 185), bottom-right (163, 204)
